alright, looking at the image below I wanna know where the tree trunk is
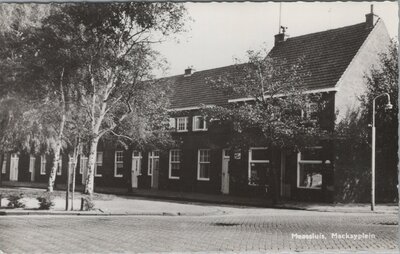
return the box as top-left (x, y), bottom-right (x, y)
top-left (47, 114), bottom-right (66, 192)
top-left (84, 137), bottom-right (99, 196)
top-left (48, 68), bottom-right (66, 192)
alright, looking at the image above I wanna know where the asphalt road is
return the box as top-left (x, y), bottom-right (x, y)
top-left (0, 210), bottom-right (398, 253)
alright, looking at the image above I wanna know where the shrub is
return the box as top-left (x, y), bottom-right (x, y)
top-left (7, 194), bottom-right (25, 208)
top-left (37, 193), bottom-right (55, 210)
top-left (81, 195), bottom-right (95, 211)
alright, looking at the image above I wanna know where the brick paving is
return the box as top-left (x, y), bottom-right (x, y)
top-left (0, 210), bottom-right (397, 253)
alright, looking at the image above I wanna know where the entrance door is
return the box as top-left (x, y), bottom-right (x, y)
top-left (221, 149), bottom-right (230, 194)
top-left (10, 153), bottom-right (19, 181)
top-left (131, 151), bottom-right (141, 188)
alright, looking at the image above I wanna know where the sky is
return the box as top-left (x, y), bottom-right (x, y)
top-left (153, 1), bottom-right (398, 78)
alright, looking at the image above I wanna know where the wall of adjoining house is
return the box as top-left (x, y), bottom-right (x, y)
top-left (334, 20), bottom-right (392, 123)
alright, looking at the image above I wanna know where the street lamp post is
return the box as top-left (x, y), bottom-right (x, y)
top-left (371, 93), bottom-right (392, 212)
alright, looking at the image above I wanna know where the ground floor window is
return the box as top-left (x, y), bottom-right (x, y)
top-left (297, 147), bottom-right (328, 189)
top-left (57, 157), bottom-right (62, 175)
top-left (80, 155), bottom-right (88, 175)
top-left (29, 156), bottom-right (35, 173)
top-left (95, 152), bottom-right (103, 177)
top-left (114, 151), bottom-right (124, 177)
top-left (248, 148), bottom-right (270, 186)
top-left (2, 154), bottom-right (7, 174)
top-left (197, 149), bottom-right (210, 181)
top-left (169, 149), bottom-right (181, 179)
top-left (40, 155), bottom-right (46, 175)
top-left (148, 151), bottom-right (159, 176)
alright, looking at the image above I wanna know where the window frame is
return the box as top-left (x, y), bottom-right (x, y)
top-left (114, 151), bottom-right (124, 178)
top-left (197, 149), bottom-right (211, 181)
top-left (95, 151), bottom-right (103, 177)
top-left (169, 149), bottom-right (181, 179)
top-left (176, 117), bottom-right (188, 132)
top-left (148, 150), bottom-right (160, 176)
top-left (248, 147), bottom-right (270, 186)
top-left (192, 116), bottom-right (207, 131)
top-left (296, 146), bottom-right (328, 190)
top-left (40, 155), bottom-right (46, 175)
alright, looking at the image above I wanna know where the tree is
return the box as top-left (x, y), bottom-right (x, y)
top-left (360, 40), bottom-right (398, 201)
top-left (38, 3), bottom-right (187, 195)
top-left (204, 49), bottom-right (326, 203)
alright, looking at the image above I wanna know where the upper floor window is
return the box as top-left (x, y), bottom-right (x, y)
top-left (192, 116), bottom-right (207, 131)
top-left (169, 149), bottom-right (181, 179)
top-left (169, 118), bottom-right (176, 130)
top-left (40, 155), bottom-right (46, 175)
top-left (176, 117), bottom-right (188, 132)
top-left (303, 102), bottom-right (318, 121)
top-left (297, 146), bottom-right (329, 189)
top-left (95, 152), bottom-right (103, 177)
top-left (114, 151), bottom-right (124, 177)
top-left (148, 150), bottom-right (160, 176)
top-left (197, 149), bottom-right (210, 181)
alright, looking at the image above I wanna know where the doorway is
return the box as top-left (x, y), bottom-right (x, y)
top-left (131, 151), bottom-right (141, 188)
top-left (9, 153), bottom-right (19, 181)
top-left (221, 149), bottom-right (230, 194)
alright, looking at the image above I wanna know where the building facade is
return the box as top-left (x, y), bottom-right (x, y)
top-left (0, 11), bottom-right (392, 202)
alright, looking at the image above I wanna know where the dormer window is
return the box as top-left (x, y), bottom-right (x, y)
top-left (169, 118), bottom-right (176, 130)
top-left (176, 117), bottom-right (188, 132)
top-left (303, 102), bottom-right (318, 121)
top-left (192, 116), bottom-right (207, 131)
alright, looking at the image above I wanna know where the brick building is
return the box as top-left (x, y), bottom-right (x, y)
top-left (0, 11), bottom-right (392, 202)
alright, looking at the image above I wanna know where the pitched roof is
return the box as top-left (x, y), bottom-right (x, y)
top-left (167, 21), bottom-right (374, 109)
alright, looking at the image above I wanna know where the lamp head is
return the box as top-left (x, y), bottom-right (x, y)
top-left (385, 103), bottom-right (393, 110)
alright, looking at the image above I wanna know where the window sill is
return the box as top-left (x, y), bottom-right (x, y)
top-left (169, 176), bottom-right (180, 180)
top-left (95, 174), bottom-right (102, 177)
top-left (297, 186), bottom-right (322, 190)
top-left (193, 129), bottom-right (208, 132)
top-left (114, 175), bottom-right (123, 178)
top-left (197, 178), bottom-right (210, 181)
top-left (176, 130), bottom-right (188, 133)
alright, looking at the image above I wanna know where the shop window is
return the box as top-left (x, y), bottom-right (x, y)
top-left (297, 147), bottom-right (328, 189)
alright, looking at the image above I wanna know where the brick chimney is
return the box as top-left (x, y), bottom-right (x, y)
top-left (274, 26), bottom-right (288, 46)
top-left (365, 4), bottom-right (378, 29)
top-left (184, 67), bottom-right (193, 77)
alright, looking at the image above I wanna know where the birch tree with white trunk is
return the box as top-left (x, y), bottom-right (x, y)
top-left (41, 3), bottom-right (188, 195)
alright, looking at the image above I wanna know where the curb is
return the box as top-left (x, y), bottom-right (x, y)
top-left (0, 209), bottom-right (226, 217)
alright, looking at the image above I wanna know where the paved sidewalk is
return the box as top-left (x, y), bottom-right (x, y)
top-left (1, 181), bottom-right (398, 215)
